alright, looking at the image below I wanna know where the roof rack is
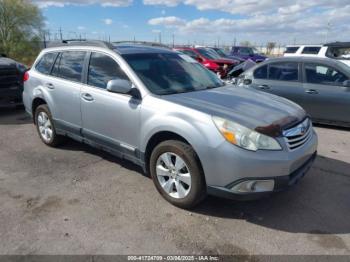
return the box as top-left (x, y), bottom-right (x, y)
top-left (113, 41), bottom-right (170, 49)
top-left (46, 40), bottom-right (114, 49)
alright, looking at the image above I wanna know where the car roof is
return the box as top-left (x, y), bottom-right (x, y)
top-left (114, 44), bottom-right (173, 55)
top-left (325, 42), bottom-right (350, 47)
top-left (255, 56), bottom-right (350, 72)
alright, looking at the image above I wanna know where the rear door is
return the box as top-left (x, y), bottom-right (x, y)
top-left (302, 62), bottom-right (350, 124)
top-left (49, 50), bottom-right (87, 134)
top-left (249, 62), bottom-right (306, 107)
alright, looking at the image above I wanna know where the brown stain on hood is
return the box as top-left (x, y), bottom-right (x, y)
top-left (255, 113), bottom-right (307, 138)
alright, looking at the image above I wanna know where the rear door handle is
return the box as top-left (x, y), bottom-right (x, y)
top-left (81, 93), bottom-right (94, 102)
top-left (45, 83), bottom-right (55, 90)
top-left (305, 89), bottom-right (319, 95)
top-left (258, 85), bottom-right (270, 90)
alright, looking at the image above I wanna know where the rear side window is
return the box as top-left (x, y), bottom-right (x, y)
top-left (51, 51), bottom-right (86, 82)
top-left (269, 62), bottom-right (299, 81)
top-left (254, 65), bottom-right (268, 79)
top-left (36, 53), bottom-right (58, 74)
top-left (88, 52), bottom-right (129, 89)
top-left (284, 47), bottom-right (299, 54)
top-left (302, 47), bottom-right (321, 54)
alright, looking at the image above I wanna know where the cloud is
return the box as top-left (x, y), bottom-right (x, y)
top-left (148, 3), bottom-right (350, 43)
top-left (144, 0), bottom-right (181, 7)
top-left (77, 26), bottom-right (85, 30)
top-left (102, 18), bottom-right (113, 25)
top-left (148, 16), bottom-right (186, 27)
top-left (33, 0), bottom-right (133, 8)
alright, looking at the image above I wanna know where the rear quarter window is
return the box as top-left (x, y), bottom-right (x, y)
top-left (284, 47), bottom-right (299, 54)
top-left (35, 52), bottom-right (58, 75)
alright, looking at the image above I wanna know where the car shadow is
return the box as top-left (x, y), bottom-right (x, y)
top-left (314, 123), bottom-right (350, 132)
top-left (59, 139), bottom-right (350, 235)
top-left (0, 106), bottom-right (32, 125)
top-left (194, 155), bottom-right (350, 235)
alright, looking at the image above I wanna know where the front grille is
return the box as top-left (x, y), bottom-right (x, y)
top-left (0, 68), bottom-right (20, 89)
top-left (283, 118), bottom-right (313, 151)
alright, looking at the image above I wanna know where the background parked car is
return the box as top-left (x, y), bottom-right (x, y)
top-left (208, 47), bottom-right (245, 64)
top-left (284, 42), bottom-right (350, 67)
top-left (230, 46), bottom-right (267, 63)
top-left (0, 55), bottom-right (27, 107)
top-left (174, 47), bottom-right (237, 78)
top-left (238, 56), bottom-right (350, 127)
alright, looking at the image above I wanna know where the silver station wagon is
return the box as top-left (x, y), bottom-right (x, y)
top-left (23, 41), bottom-right (318, 208)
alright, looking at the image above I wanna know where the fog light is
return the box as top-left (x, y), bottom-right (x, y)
top-left (231, 180), bottom-right (275, 193)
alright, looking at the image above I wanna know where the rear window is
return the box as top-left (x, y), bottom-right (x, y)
top-left (36, 52), bottom-right (58, 74)
top-left (51, 51), bottom-right (86, 82)
top-left (302, 47), bottom-right (321, 54)
top-left (284, 47), bottom-right (299, 54)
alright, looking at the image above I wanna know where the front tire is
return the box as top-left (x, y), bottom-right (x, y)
top-left (150, 140), bottom-right (206, 209)
top-left (35, 104), bottom-right (63, 147)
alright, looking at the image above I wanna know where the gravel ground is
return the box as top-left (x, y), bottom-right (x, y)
top-left (0, 107), bottom-right (349, 256)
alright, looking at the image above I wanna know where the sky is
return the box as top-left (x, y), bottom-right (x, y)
top-left (33, 0), bottom-right (350, 46)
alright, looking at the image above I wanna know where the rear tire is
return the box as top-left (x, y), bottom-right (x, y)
top-left (34, 104), bottom-right (63, 147)
top-left (150, 140), bottom-right (206, 209)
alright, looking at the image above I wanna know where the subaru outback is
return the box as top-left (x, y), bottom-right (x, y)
top-left (23, 41), bottom-right (318, 209)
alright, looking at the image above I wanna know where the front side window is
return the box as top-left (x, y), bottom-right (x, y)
top-left (269, 62), bottom-right (299, 81)
top-left (238, 47), bottom-right (254, 56)
top-left (122, 52), bottom-right (224, 95)
top-left (304, 63), bottom-right (348, 86)
top-left (51, 51), bottom-right (86, 82)
top-left (254, 65), bottom-right (268, 79)
top-left (88, 52), bottom-right (129, 89)
top-left (36, 52), bottom-right (58, 74)
top-left (302, 47), bottom-right (321, 54)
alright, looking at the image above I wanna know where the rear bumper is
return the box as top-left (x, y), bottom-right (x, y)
top-left (207, 151), bottom-right (317, 201)
top-left (0, 88), bottom-right (23, 107)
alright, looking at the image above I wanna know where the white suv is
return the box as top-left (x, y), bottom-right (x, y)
top-left (284, 42), bottom-right (350, 67)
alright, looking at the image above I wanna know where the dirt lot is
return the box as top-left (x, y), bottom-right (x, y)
top-left (0, 108), bottom-right (349, 255)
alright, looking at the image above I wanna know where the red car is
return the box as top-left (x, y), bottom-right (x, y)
top-left (174, 47), bottom-right (237, 78)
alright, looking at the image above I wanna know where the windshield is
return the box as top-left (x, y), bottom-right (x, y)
top-left (327, 47), bottom-right (350, 60)
top-left (196, 48), bottom-right (221, 60)
top-left (122, 52), bottom-right (224, 95)
top-left (213, 48), bottom-right (228, 57)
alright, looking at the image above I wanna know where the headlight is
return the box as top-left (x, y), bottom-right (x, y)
top-left (212, 116), bottom-right (282, 151)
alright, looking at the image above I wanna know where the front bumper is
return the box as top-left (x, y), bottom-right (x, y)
top-left (207, 151), bottom-right (317, 200)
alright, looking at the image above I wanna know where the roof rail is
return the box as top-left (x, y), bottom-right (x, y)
top-left (46, 40), bottom-right (114, 49)
top-left (113, 41), bottom-right (170, 49)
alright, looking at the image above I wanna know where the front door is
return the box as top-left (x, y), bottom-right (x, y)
top-left (80, 52), bottom-right (141, 157)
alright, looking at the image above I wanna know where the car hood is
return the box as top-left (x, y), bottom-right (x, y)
top-left (162, 86), bottom-right (306, 137)
top-left (210, 58), bottom-right (235, 64)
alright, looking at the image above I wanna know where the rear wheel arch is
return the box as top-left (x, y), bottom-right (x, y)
top-left (32, 98), bottom-right (47, 124)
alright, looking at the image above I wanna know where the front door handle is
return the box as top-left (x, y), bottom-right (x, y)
top-left (81, 93), bottom-right (94, 102)
top-left (305, 89), bottom-right (319, 95)
top-left (258, 85), bottom-right (270, 90)
top-left (45, 83), bottom-right (55, 90)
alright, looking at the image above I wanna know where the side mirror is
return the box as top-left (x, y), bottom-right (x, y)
top-left (343, 80), bottom-right (350, 88)
top-left (196, 56), bottom-right (203, 62)
top-left (107, 79), bottom-right (141, 99)
top-left (107, 79), bottom-right (133, 94)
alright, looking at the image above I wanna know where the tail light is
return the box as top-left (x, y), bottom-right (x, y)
top-left (23, 71), bottom-right (29, 82)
